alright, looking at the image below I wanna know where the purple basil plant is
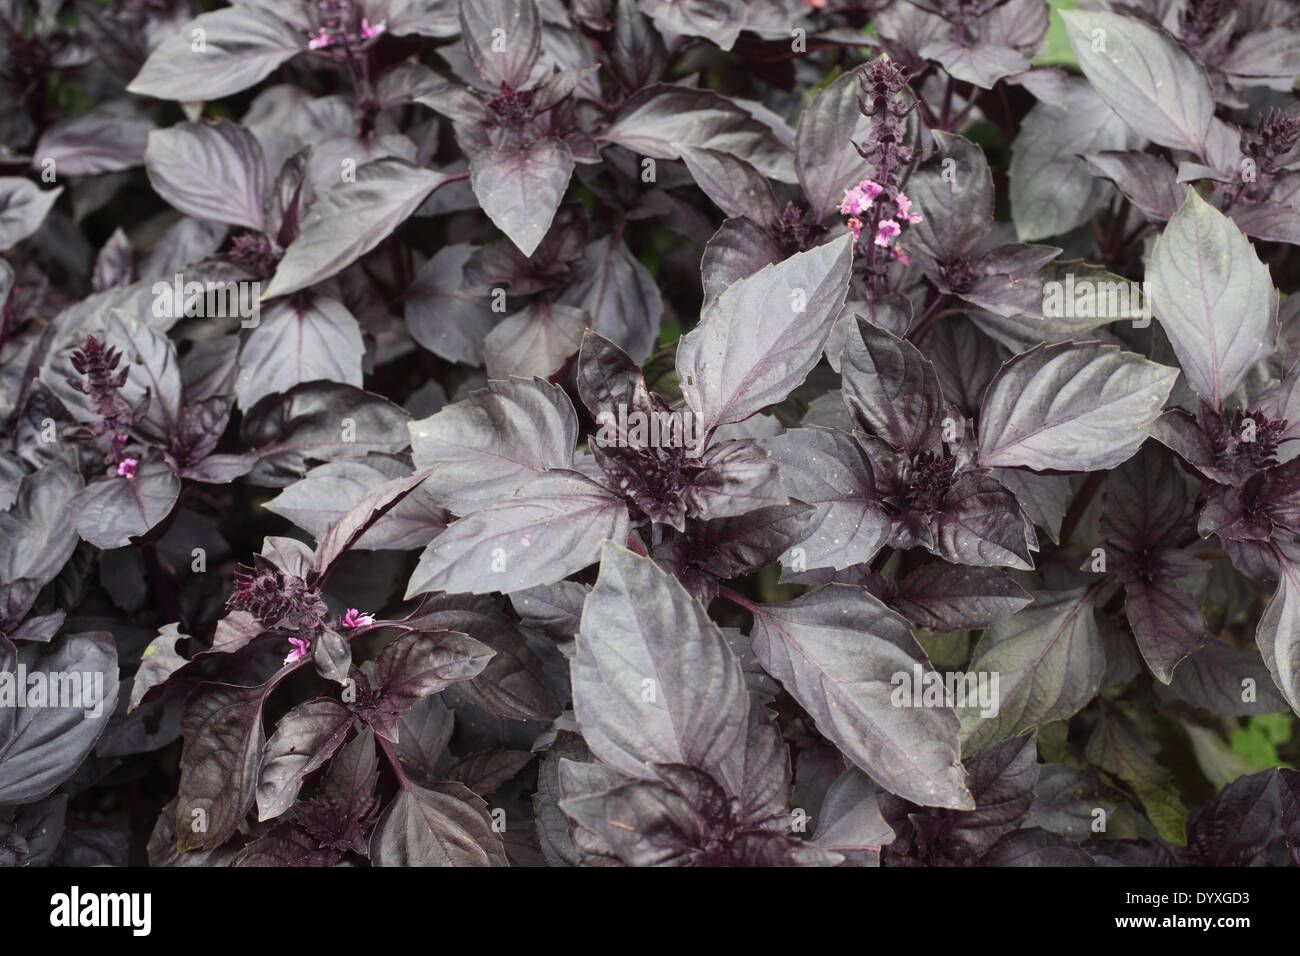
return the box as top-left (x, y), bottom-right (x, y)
top-left (0, 0), bottom-right (1299, 869)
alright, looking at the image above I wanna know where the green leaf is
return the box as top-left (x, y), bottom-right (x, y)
top-left (1229, 713), bottom-right (1295, 768)
top-left (1033, 0), bottom-right (1079, 68)
top-left (1183, 721), bottom-right (1263, 790)
top-left (1086, 705), bottom-right (1187, 845)
top-left (959, 587), bottom-right (1105, 753)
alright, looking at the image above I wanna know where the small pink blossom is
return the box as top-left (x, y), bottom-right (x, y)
top-left (341, 608), bottom-right (375, 629)
top-left (890, 244), bottom-right (911, 266)
top-left (875, 219), bottom-right (902, 247)
top-left (896, 193), bottom-right (922, 224)
top-left (116, 457), bottom-right (138, 479)
top-left (846, 216), bottom-right (864, 241)
top-left (838, 179), bottom-right (884, 216)
top-left (308, 29), bottom-right (334, 50)
top-left (284, 636), bottom-right (311, 666)
top-left (361, 18), bottom-right (386, 39)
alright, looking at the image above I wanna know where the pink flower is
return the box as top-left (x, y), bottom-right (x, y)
top-left (896, 193), bottom-right (922, 224)
top-left (284, 637), bottom-right (311, 666)
top-left (875, 219), bottom-right (902, 247)
top-left (341, 608), bottom-right (375, 629)
top-left (308, 29), bottom-right (334, 50)
top-left (117, 457), bottom-right (138, 479)
top-left (361, 18), bottom-right (386, 39)
top-left (846, 216), bottom-right (864, 241)
top-left (838, 179), bottom-right (884, 216)
top-left (890, 244), bottom-right (911, 266)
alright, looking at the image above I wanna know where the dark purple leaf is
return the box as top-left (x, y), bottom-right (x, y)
top-left (446, 749), bottom-right (534, 795)
top-left (263, 160), bottom-right (453, 299)
top-left (1083, 151), bottom-right (1187, 224)
top-left (842, 318), bottom-right (945, 457)
top-left (639, 0), bottom-right (746, 51)
top-left (483, 299), bottom-right (587, 380)
top-left (681, 439), bottom-right (786, 521)
top-left (35, 113), bottom-right (153, 177)
top-left (408, 377), bottom-right (577, 516)
top-left (761, 425), bottom-right (891, 571)
top-left (812, 768), bottom-right (896, 860)
top-left (368, 630), bottom-right (495, 740)
top-left (240, 382), bottom-right (411, 486)
top-left (1156, 637), bottom-right (1290, 715)
top-left (677, 235), bottom-right (853, 431)
top-left (469, 140), bottom-right (574, 257)
top-left (1123, 576), bottom-right (1207, 685)
top-left (610, 0), bottom-right (667, 91)
top-left (1062, 10), bottom-right (1213, 154)
top-left (679, 145), bottom-right (780, 228)
top-left (256, 697), bottom-right (356, 820)
top-left (1231, 202), bottom-right (1300, 246)
top-left (71, 454), bottom-right (181, 549)
top-left (602, 84), bottom-right (795, 183)
top-left (894, 563), bottom-right (1032, 631)
top-left (266, 460), bottom-right (445, 554)
top-left (905, 132), bottom-right (994, 264)
top-left (557, 236), bottom-right (662, 363)
top-left (749, 585), bottom-right (974, 810)
top-left (571, 543), bottom-right (749, 785)
top-left (144, 121), bottom-right (267, 231)
top-left (127, 7), bottom-right (302, 100)
top-left (0, 453), bottom-right (82, 607)
top-left (370, 781), bottom-right (507, 866)
top-left (459, 0), bottom-right (541, 90)
top-left (405, 244), bottom-right (502, 365)
top-left (129, 623), bottom-right (190, 712)
top-left (700, 216), bottom-right (786, 303)
top-left (0, 178), bottom-right (63, 248)
top-left (175, 681), bottom-right (269, 851)
top-left (0, 632), bottom-right (118, 804)
top-left (686, 503), bottom-right (813, 579)
top-left (979, 827), bottom-right (1094, 866)
top-left (313, 468), bottom-right (437, 576)
top-left (407, 470), bottom-right (629, 596)
top-left (1010, 79), bottom-right (1134, 241)
top-left (978, 342), bottom-right (1177, 471)
top-left (1254, 559), bottom-right (1300, 718)
top-left (392, 695), bottom-right (455, 779)
top-left (1185, 769), bottom-right (1287, 866)
top-left (1146, 190), bottom-right (1278, 409)
top-left (795, 65), bottom-right (888, 222)
top-left (235, 294), bottom-right (364, 411)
